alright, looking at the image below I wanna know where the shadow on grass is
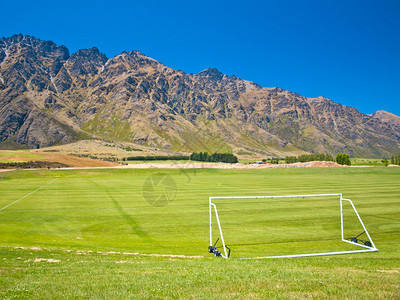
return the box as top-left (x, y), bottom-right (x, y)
top-left (89, 179), bottom-right (152, 242)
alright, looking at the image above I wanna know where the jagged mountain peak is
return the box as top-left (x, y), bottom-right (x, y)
top-left (1, 33), bottom-right (37, 45)
top-left (69, 47), bottom-right (108, 64)
top-left (120, 50), bottom-right (160, 63)
top-left (197, 68), bottom-right (224, 81)
top-left (0, 34), bottom-right (399, 157)
top-left (1, 33), bottom-right (25, 43)
top-left (64, 47), bottom-right (108, 79)
top-left (104, 50), bottom-right (162, 73)
top-left (73, 47), bottom-right (106, 58)
top-left (0, 34), bottom-right (69, 60)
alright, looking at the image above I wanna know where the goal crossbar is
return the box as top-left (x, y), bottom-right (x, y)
top-left (209, 193), bottom-right (378, 259)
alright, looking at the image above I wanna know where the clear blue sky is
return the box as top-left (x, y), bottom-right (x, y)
top-left (1, 0), bottom-right (400, 116)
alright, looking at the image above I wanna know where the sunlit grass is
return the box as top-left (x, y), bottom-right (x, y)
top-left (0, 167), bottom-right (399, 298)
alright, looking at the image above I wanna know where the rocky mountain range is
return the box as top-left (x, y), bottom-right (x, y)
top-left (1, 34), bottom-right (399, 158)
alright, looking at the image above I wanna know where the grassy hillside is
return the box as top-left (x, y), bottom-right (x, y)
top-left (0, 167), bottom-right (399, 298)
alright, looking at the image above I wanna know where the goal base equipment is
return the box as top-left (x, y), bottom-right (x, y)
top-left (208, 194), bottom-right (378, 259)
top-left (208, 238), bottom-right (230, 257)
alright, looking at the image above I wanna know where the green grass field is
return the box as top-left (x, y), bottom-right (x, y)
top-left (0, 167), bottom-right (399, 298)
top-left (0, 151), bottom-right (45, 163)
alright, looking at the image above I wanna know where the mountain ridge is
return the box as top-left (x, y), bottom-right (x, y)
top-left (0, 34), bottom-right (399, 157)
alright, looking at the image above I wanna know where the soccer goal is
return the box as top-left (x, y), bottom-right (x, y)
top-left (208, 194), bottom-right (378, 259)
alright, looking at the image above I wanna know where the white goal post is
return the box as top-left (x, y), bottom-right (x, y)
top-left (208, 193), bottom-right (378, 259)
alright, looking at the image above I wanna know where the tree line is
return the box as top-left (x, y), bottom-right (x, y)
top-left (391, 153), bottom-right (400, 165)
top-left (124, 155), bottom-right (190, 161)
top-left (285, 153), bottom-right (351, 165)
top-left (0, 161), bottom-right (69, 169)
top-left (190, 152), bottom-right (238, 163)
top-left (123, 152), bottom-right (238, 163)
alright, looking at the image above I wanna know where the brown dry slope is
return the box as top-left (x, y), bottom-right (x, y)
top-left (38, 153), bottom-right (118, 167)
top-left (0, 150), bottom-right (118, 168)
top-left (34, 139), bottom-right (189, 160)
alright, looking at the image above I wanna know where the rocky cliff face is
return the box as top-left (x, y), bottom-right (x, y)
top-left (0, 34), bottom-right (399, 157)
top-left (372, 110), bottom-right (400, 128)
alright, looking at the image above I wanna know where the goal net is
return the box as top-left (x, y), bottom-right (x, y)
top-left (208, 194), bottom-right (377, 259)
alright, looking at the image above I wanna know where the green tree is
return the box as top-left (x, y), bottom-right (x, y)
top-left (285, 156), bottom-right (297, 164)
top-left (270, 158), bottom-right (280, 164)
top-left (325, 154), bottom-right (334, 162)
top-left (190, 152), bottom-right (238, 163)
top-left (336, 153), bottom-right (351, 166)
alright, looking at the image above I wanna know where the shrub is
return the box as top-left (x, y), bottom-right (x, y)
top-left (285, 153), bottom-right (333, 164)
top-left (336, 153), bottom-right (351, 166)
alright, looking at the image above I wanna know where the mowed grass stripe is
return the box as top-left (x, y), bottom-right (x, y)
top-left (0, 178), bottom-right (59, 211)
top-left (0, 167), bottom-right (399, 298)
top-left (0, 167), bottom-right (397, 256)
